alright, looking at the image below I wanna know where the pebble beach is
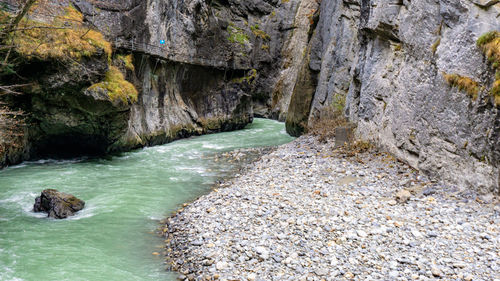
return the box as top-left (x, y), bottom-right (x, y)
top-left (163, 136), bottom-right (500, 281)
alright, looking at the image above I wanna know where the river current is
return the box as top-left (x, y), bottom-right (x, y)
top-left (0, 118), bottom-right (294, 280)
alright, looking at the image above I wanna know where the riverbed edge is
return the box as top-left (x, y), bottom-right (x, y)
top-left (160, 135), bottom-right (500, 280)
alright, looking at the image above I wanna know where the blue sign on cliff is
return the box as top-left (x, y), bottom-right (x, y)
top-left (160, 40), bottom-right (165, 45)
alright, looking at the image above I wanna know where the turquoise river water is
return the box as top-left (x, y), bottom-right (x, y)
top-left (0, 118), bottom-right (294, 281)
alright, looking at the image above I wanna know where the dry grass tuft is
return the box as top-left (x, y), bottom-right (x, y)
top-left (250, 25), bottom-right (270, 41)
top-left (443, 73), bottom-right (481, 99)
top-left (308, 93), bottom-right (350, 143)
top-left (477, 31), bottom-right (500, 106)
top-left (116, 54), bottom-right (135, 71)
top-left (492, 80), bottom-right (500, 105)
top-left (477, 31), bottom-right (500, 62)
top-left (339, 140), bottom-right (375, 158)
top-left (88, 66), bottom-right (138, 103)
top-left (309, 115), bottom-right (349, 143)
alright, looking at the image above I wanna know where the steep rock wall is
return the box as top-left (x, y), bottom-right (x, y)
top-left (270, 0), bottom-right (319, 120)
top-left (0, 0), bottom-right (306, 167)
top-left (287, 0), bottom-right (500, 193)
top-left (72, 0), bottom-right (304, 150)
top-left (76, 0), bottom-right (302, 116)
top-left (111, 56), bottom-right (253, 150)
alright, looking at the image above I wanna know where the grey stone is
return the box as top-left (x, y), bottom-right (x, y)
top-left (395, 189), bottom-right (412, 203)
top-left (431, 266), bottom-right (443, 277)
top-left (33, 189), bottom-right (85, 219)
top-left (335, 126), bottom-right (355, 148)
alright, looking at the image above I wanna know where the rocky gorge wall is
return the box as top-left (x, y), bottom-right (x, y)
top-left (286, 0), bottom-right (500, 193)
top-left (1, 0), bottom-right (498, 194)
top-left (74, 0), bottom-right (313, 149)
top-left (75, 0), bottom-right (303, 117)
top-left (0, 0), bottom-right (309, 167)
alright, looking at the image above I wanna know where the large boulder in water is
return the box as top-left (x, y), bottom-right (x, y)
top-left (33, 189), bottom-right (85, 219)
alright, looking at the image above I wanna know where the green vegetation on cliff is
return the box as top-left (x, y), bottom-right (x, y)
top-left (88, 66), bottom-right (138, 103)
top-left (443, 73), bottom-right (481, 99)
top-left (477, 31), bottom-right (500, 106)
top-left (232, 69), bottom-right (257, 84)
top-left (250, 24), bottom-right (270, 41)
top-left (117, 54), bottom-right (135, 71)
top-left (4, 6), bottom-right (111, 61)
top-left (227, 23), bottom-right (249, 46)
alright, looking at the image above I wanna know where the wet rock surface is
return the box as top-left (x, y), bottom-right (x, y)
top-left (34, 189), bottom-right (85, 219)
top-left (164, 136), bottom-right (499, 280)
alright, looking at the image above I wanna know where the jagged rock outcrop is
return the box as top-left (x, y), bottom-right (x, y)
top-left (286, 0), bottom-right (500, 193)
top-left (34, 189), bottom-right (85, 219)
top-left (270, 0), bottom-right (320, 120)
top-left (111, 58), bottom-right (254, 150)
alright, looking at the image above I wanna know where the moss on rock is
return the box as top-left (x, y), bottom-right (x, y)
top-left (7, 6), bottom-right (111, 61)
top-left (443, 73), bottom-right (481, 99)
top-left (87, 66), bottom-right (138, 104)
top-left (227, 23), bottom-right (249, 46)
top-left (116, 54), bottom-right (135, 71)
top-left (477, 31), bottom-right (500, 106)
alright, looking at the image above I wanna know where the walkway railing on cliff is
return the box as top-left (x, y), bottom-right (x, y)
top-left (112, 39), bottom-right (251, 70)
top-left (1, 2), bottom-right (251, 70)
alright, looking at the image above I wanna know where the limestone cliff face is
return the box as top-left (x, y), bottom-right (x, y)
top-left (3, 0), bottom-right (497, 194)
top-left (110, 57), bottom-right (253, 151)
top-left (286, 0), bottom-right (500, 193)
top-left (75, 0), bottom-right (302, 117)
top-left (72, 0), bottom-right (304, 150)
top-left (0, 0), bottom-right (305, 167)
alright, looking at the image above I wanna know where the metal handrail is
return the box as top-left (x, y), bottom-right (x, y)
top-left (113, 38), bottom-right (250, 70)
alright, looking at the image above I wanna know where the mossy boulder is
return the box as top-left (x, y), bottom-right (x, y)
top-left (33, 189), bottom-right (85, 219)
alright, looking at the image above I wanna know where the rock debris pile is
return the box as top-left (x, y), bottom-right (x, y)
top-left (163, 136), bottom-right (499, 281)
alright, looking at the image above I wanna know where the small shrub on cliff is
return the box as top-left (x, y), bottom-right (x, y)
top-left (88, 66), bottom-right (138, 104)
top-left (443, 73), bottom-right (481, 99)
top-left (116, 54), bottom-right (135, 71)
top-left (477, 31), bottom-right (500, 106)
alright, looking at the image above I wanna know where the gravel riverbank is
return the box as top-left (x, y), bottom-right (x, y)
top-left (163, 136), bottom-right (499, 281)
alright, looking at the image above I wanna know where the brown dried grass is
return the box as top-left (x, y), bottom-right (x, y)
top-left (308, 94), bottom-right (350, 142)
top-left (443, 73), bottom-right (481, 99)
